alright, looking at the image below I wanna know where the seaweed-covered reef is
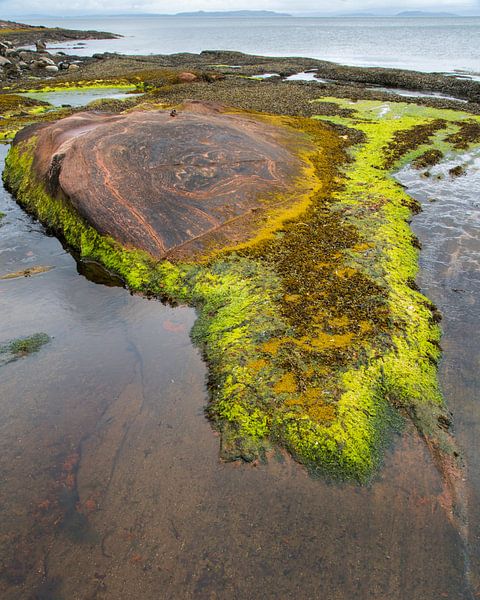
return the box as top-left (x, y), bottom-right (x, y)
top-left (2, 63), bottom-right (480, 485)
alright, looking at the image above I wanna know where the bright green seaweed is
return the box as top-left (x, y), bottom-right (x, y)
top-left (3, 97), bottom-right (480, 481)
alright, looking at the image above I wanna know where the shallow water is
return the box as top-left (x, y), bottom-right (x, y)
top-left (251, 73), bottom-right (280, 80)
top-left (285, 71), bottom-right (327, 83)
top-left (19, 87), bottom-right (141, 108)
top-left (0, 141), bottom-right (477, 598)
top-left (17, 15), bottom-right (480, 74)
top-left (369, 86), bottom-right (468, 103)
top-left (397, 150), bottom-right (480, 591)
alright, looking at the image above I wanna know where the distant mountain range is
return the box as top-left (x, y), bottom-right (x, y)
top-left (395, 11), bottom-right (457, 17)
top-left (173, 11), bottom-right (291, 18)
top-left (297, 10), bottom-right (462, 18)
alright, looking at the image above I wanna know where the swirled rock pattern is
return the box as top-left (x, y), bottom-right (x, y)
top-left (19, 102), bottom-right (312, 259)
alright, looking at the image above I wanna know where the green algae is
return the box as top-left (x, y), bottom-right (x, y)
top-left (0, 93), bottom-right (69, 142)
top-left (0, 93), bottom-right (53, 141)
top-left (4, 97), bottom-right (479, 481)
top-left (13, 81), bottom-right (139, 94)
top-left (0, 333), bottom-right (50, 366)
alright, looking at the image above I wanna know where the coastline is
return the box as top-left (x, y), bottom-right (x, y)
top-left (3, 60), bottom-right (480, 488)
top-left (1, 18), bottom-right (480, 599)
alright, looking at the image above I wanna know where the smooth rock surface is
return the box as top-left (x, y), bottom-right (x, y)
top-left (18, 101), bottom-right (312, 259)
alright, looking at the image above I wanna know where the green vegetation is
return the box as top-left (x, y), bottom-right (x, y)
top-left (0, 333), bottom-right (50, 365)
top-left (0, 93), bottom-right (58, 141)
top-left (3, 92), bottom-right (480, 481)
top-left (14, 81), bottom-right (139, 93)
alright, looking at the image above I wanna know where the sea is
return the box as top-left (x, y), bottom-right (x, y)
top-left (15, 15), bottom-right (480, 76)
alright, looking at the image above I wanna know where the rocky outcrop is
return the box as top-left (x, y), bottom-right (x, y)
top-left (0, 20), bottom-right (117, 82)
top-left (14, 101), bottom-right (313, 259)
top-left (0, 41), bottom-right (84, 81)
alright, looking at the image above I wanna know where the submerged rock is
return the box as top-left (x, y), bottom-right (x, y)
top-left (0, 333), bottom-right (50, 366)
top-left (0, 265), bottom-right (54, 279)
top-left (448, 164), bottom-right (466, 177)
top-left (15, 101), bottom-right (313, 259)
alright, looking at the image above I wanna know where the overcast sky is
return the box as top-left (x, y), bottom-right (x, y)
top-left (2, 0), bottom-right (479, 16)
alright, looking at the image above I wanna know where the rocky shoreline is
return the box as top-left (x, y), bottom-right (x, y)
top-left (0, 22), bottom-right (479, 109)
top-left (0, 19), bottom-right (118, 81)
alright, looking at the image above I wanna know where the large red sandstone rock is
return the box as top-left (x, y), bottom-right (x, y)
top-left (16, 101), bottom-right (313, 259)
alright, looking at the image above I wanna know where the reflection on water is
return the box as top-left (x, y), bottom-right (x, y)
top-left (397, 150), bottom-right (480, 592)
top-left (285, 70), bottom-right (327, 83)
top-left (0, 141), bottom-right (477, 598)
top-left (369, 86), bottom-right (468, 103)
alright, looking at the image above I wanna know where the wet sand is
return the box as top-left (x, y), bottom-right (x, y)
top-left (0, 143), bottom-right (477, 598)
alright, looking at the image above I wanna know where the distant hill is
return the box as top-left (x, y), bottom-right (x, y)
top-left (173, 10), bottom-right (291, 18)
top-left (0, 19), bottom-right (41, 30)
top-left (396, 11), bottom-right (457, 17)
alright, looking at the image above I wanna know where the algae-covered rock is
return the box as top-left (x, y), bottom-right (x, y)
top-left (449, 164), bottom-right (466, 177)
top-left (4, 90), bottom-right (477, 484)
top-left (13, 101), bottom-right (314, 259)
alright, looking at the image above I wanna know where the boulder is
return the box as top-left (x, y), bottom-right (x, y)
top-left (0, 56), bottom-right (11, 66)
top-left (68, 64), bottom-right (80, 71)
top-left (178, 72), bottom-right (198, 82)
top-left (15, 102), bottom-right (313, 260)
top-left (45, 65), bottom-right (59, 73)
top-left (39, 56), bottom-right (55, 66)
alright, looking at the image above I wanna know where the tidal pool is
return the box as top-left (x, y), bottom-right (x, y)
top-left (19, 87), bottom-right (142, 108)
top-left (369, 85), bottom-right (468, 103)
top-left (0, 142), bottom-right (476, 599)
top-left (285, 70), bottom-right (327, 83)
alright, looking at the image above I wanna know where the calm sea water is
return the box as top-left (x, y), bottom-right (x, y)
top-left (17, 15), bottom-right (480, 75)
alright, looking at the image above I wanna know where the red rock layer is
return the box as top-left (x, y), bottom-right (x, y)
top-left (18, 101), bottom-right (311, 259)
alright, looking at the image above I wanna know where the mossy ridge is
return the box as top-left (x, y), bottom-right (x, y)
top-left (14, 81), bottom-right (139, 94)
top-left (4, 99), bottom-right (479, 481)
top-left (0, 93), bottom-right (52, 138)
top-left (11, 69), bottom-right (210, 94)
top-left (0, 93), bottom-right (70, 141)
top-left (313, 98), bottom-right (480, 463)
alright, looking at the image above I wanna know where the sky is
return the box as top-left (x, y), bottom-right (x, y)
top-left (1, 0), bottom-right (479, 16)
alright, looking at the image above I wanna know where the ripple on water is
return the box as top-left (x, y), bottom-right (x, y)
top-left (396, 149), bottom-right (480, 294)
